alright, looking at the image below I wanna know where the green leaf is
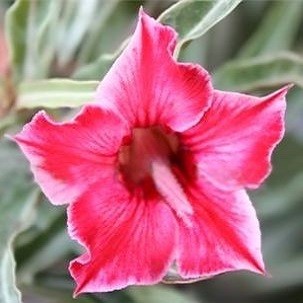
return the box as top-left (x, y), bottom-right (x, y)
top-left (75, 0), bottom-right (120, 65)
top-left (213, 52), bottom-right (303, 92)
top-left (127, 285), bottom-right (200, 303)
top-left (18, 231), bottom-right (73, 285)
top-left (5, 0), bottom-right (30, 81)
top-left (16, 209), bottom-right (71, 284)
top-left (76, 0), bottom-right (139, 66)
top-left (239, 1), bottom-right (303, 58)
top-left (5, 0), bottom-right (61, 82)
top-left (35, 0), bottom-right (60, 76)
top-left (158, 0), bottom-right (242, 56)
top-left (0, 140), bottom-right (38, 303)
top-left (73, 38), bottom-right (129, 80)
top-left (55, 0), bottom-right (99, 65)
top-left (16, 196), bottom-right (63, 248)
top-left (0, 114), bottom-right (17, 138)
top-left (17, 79), bottom-right (98, 109)
top-left (55, 0), bottom-right (119, 67)
top-left (73, 0), bottom-right (139, 80)
top-left (73, 54), bottom-right (116, 81)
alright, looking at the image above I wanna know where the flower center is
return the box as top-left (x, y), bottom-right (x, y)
top-left (119, 127), bottom-right (193, 220)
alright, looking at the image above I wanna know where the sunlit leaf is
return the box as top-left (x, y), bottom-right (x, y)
top-left (0, 140), bottom-right (38, 303)
top-left (213, 52), bottom-right (303, 92)
top-left (17, 79), bottom-right (98, 109)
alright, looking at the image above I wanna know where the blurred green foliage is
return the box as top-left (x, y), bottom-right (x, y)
top-left (0, 0), bottom-right (303, 303)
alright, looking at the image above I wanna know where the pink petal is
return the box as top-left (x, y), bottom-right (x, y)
top-left (13, 106), bottom-right (129, 205)
top-left (95, 9), bottom-right (212, 132)
top-left (181, 86), bottom-right (290, 190)
top-left (68, 181), bottom-right (177, 294)
top-left (176, 176), bottom-right (265, 279)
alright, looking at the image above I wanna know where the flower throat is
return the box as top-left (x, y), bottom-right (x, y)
top-left (118, 127), bottom-right (193, 220)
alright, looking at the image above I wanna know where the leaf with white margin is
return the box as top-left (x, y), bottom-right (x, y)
top-left (17, 79), bottom-right (98, 109)
top-left (158, 0), bottom-right (242, 56)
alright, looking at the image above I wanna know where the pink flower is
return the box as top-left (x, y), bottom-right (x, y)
top-left (14, 10), bottom-right (290, 295)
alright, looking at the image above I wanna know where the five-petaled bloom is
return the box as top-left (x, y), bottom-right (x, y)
top-left (14, 10), bottom-right (290, 295)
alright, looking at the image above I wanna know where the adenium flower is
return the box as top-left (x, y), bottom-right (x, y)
top-left (14, 10), bottom-right (290, 295)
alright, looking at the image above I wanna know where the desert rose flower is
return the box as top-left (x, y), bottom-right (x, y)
top-left (14, 9), bottom-right (290, 295)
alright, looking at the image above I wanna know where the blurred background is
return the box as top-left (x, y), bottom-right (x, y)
top-left (0, 0), bottom-right (303, 303)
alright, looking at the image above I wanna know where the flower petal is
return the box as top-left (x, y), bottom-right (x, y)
top-left (176, 176), bottom-right (265, 279)
top-left (13, 106), bottom-right (129, 205)
top-left (95, 9), bottom-right (212, 132)
top-left (68, 181), bottom-right (177, 294)
top-left (181, 86), bottom-right (289, 190)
